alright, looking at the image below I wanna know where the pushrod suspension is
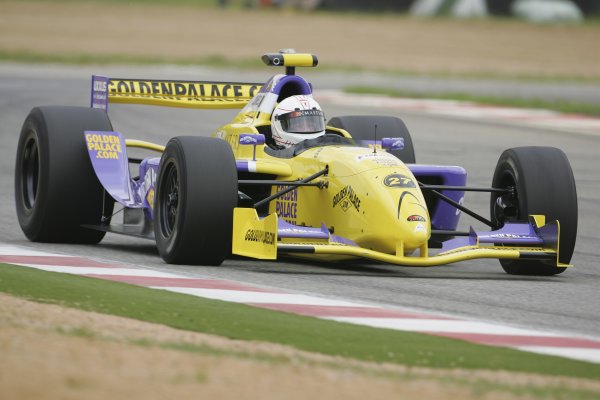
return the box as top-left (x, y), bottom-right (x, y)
top-left (419, 184), bottom-right (510, 193)
top-left (239, 180), bottom-right (325, 188)
top-left (253, 167), bottom-right (328, 209)
top-left (426, 188), bottom-right (497, 228)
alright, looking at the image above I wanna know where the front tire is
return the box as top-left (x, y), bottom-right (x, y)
top-left (490, 147), bottom-right (577, 275)
top-left (328, 115), bottom-right (416, 163)
top-left (14, 106), bottom-right (114, 243)
top-left (154, 137), bottom-right (238, 265)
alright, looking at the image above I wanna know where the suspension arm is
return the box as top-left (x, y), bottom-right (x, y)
top-left (427, 189), bottom-right (497, 228)
top-left (420, 184), bottom-right (510, 193)
top-left (253, 167), bottom-right (329, 209)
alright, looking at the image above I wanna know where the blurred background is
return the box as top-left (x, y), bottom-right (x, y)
top-left (1, 0), bottom-right (599, 114)
top-left (220, 0), bottom-right (599, 22)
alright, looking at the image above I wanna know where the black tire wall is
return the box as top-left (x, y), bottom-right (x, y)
top-left (15, 106), bottom-right (114, 243)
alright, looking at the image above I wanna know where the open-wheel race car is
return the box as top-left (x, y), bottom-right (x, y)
top-left (15, 52), bottom-right (578, 275)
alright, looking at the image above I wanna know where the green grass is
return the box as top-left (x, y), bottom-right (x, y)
top-left (20, 0), bottom-right (217, 8)
top-left (1, 263), bottom-right (600, 381)
top-left (0, 50), bottom-right (262, 69)
top-left (345, 86), bottom-right (600, 117)
top-left (3, 49), bottom-right (600, 84)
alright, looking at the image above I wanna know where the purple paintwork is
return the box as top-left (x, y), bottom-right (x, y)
top-left (239, 134), bottom-right (265, 161)
top-left (239, 134), bottom-right (266, 146)
top-left (277, 219), bottom-right (358, 246)
top-left (236, 160), bottom-right (256, 173)
top-left (85, 130), bottom-right (139, 207)
top-left (329, 234), bottom-right (359, 247)
top-left (85, 130), bottom-right (159, 218)
top-left (441, 221), bottom-right (548, 252)
top-left (356, 138), bottom-right (404, 150)
top-left (277, 219), bottom-right (358, 247)
top-left (278, 219), bottom-right (329, 239)
top-left (381, 137), bottom-right (405, 151)
top-left (360, 138), bottom-right (405, 151)
top-left (136, 158), bottom-right (161, 219)
top-left (477, 222), bottom-right (543, 245)
top-left (91, 75), bottom-right (109, 111)
top-left (408, 164), bottom-right (467, 231)
top-left (266, 74), bottom-right (312, 96)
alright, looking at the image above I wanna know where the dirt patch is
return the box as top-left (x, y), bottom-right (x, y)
top-left (1, 1), bottom-right (599, 79)
top-left (1, 293), bottom-right (599, 400)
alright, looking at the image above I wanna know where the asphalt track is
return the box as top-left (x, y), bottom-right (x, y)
top-left (1, 64), bottom-right (599, 340)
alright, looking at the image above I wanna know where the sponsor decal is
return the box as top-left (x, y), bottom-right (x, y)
top-left (384, 174), bottom-right (415, 188)
top-left (145, 187), bottom-right (155, 210)
top-left (240, 135), bottom-right (259, 145)
top-left (275, 185), bottom-right (298, 223)
top-left (85, 133), bottom-right (122, 159)
top-left (456, 196), bottom-right (464, 216)
top-left (108, 79), bottom-right (261, 103)
top-left (381, 137), bottom-right (405, 151)
top-left (414, 222), bottom-right (427, 233)
top-left (356, 152), bottom-right (401, 166)
top-left (239, 134), bottom-right (265, 146)
top-left (94, 80), bottom-right (107, 92)
top-left (407, 215), bottom-right (426, 222)
top-left (244, 229), bottom-right (276, 245)
top-left (390, 138), bottom-right (404, 149)
top-left (333, 185), bottom-right (361, 212)
top-left (141, 167), bottom-right (157, 209)
top-left (91, 76), bottom-right (109, 110)
top-left (489, 233), bottom-right (532, 239)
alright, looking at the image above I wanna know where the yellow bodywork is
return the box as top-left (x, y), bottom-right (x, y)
top-left (110, 53), bottom-right (564, 268)
top-left (226, 131), bottom-right (565, 267)
top-left (107, 79), bottom-right (263, 109)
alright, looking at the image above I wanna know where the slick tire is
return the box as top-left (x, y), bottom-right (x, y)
top-left (154, 136), bottom-right (238, 265)
top-left (490, 147), bottom-right (577, 276)
top-left (328, 115), bottom-right (416, 163)
top-left (14, 106), bottom-right (114, 244)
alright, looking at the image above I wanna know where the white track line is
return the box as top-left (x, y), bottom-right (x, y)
top-left (3, 243), bottom-right (600, 365)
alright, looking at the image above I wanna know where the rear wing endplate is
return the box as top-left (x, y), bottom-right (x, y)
top-left (91, 75), bottom-right (263, 111)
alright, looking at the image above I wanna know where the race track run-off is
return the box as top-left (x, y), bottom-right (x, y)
top-left (316, 90), bottom-right (600, 136)
top-left (2, 243), bottom-right (600, 364)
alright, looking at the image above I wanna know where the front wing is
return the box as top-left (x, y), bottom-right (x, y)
top-left (232, 209), bottom-right (568, 268)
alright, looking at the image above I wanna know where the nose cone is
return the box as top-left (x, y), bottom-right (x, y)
top-left (346, 169), bottom-right (430, 256)
top-left (397, 190), bottom-right (431, 251)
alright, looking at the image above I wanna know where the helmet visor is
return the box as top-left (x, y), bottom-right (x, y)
top-left (276, 110), bottom-right (325, 134)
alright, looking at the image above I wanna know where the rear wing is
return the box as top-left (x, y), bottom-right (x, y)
top-left (91, 75), bottom-right (263, 110)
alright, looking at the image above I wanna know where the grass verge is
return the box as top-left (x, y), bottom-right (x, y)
top-left (345, 86), bottom-right (600, 117)
top-left (3, 50), bottom-right (600, 85)
top-left (1, 262), bottom-right (600, 380)
top-left (19, 0), bottom-right (217, 8)
top-left (0, 50), bottom-right (261, 69)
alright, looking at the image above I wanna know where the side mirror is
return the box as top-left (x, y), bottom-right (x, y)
top-left (239, 134), bottom-right (265, 161)
top-left (239, 134), bottom-right (266, 146)
top-left (381, 137), bottom-right (404, 151)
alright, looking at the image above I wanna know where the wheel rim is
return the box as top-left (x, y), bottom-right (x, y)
top-left (21, 136), bottom-right (40, 211)
top-left (159, 161), bottom-right (179, 238)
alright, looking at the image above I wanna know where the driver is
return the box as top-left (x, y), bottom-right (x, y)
top-left (270, 95), bottom-right (326, 149)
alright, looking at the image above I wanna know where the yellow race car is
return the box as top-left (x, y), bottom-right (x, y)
top-left (14, 52), bottom-right (578, 276)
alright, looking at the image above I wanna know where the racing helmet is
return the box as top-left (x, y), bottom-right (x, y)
top-left (271, 95), bottom-right (326, 148)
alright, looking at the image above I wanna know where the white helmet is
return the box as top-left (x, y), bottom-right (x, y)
top-left (271, 95), bottom-right (326, 148)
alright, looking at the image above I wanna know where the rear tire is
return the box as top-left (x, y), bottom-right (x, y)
top-left (490, 147), bottom-right (577, 275)
top-left (328, 115), bottom-right (416, 163)
top-left (154, 137), bottom-right (238, 265)
top-left (14, 106), bottom-right (114, 243)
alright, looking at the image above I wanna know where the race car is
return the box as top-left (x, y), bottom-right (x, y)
top-left (14, 52), bottom-right (578, 276)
